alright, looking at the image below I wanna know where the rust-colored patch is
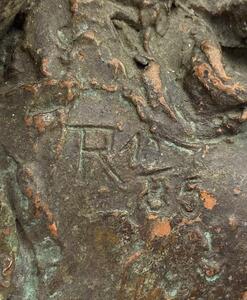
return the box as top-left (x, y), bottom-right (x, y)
top-left (240, 108), bottom-right (247, 122)
top-left (70, 0), bottom-right (79, 14)
top-left (143, 61), bottom-right (176, 120)
top-left (77, 50), bottom-right (85, 61)
top-left (200, 190), bottom-right (217, 210)
top-left (147, 213), bottom-right (158, 220)
top-left (22, 84), bottom-right (39, 94)
top-left (33, 115), bottom-right (46, 133)
top-left (24, 186), bottom-right (33, 198)
top-left (44, 79), bottom-right (58, 86)
top-left (145, 287), bottom-right (163, 300)
top-left (60, 80), bottom-right (76, 102)
top-left (242, 291), bottom-right (247, 300)
top-left (150, 218), bottom-right (171, 240)
top-left (24, 115), bottom-right (33, 127)
top-left (179, 216), bottom-right (201, 226)
top-left (108, 58), bottom-right (126, 77)
top-left (124, 250), bottom-right (143, 268)
top-left (201, 40), bottom-right (231, 81)
top-left (2, 258), bottom-right (13, 276)
top-left (48, 222), bottom-right (58, 237)
top-left (83, 31), bottom-right (98, 43)
top-left (41, 58), bottom-right (52, 77)
top-left (233, 186), bottom-right (241, 195)
top-left (2, 227), bottom-right (11, 236)
top-left (102, 84), bottom-right (118, 92)
top-left (194, 62), bottom-right (246, 103)
top-left (33, 193), bottom-right (42, 218)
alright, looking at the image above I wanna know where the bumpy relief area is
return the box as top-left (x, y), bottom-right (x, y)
top-left (0, 0), bottom-right (247, 299)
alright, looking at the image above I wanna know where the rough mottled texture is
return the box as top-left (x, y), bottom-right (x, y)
top-left (0, 0), bottom-right (247, 299)
top-left (0, 0), bottom-right (26, 37)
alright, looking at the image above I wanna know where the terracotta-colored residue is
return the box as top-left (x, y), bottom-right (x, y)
top-left (44, 79), bottom-right (58, 86)
top-left (240, 108), bottom-right (247, 122)
top-left (33, 193), bottom-right (42, 218)
top-left (48, 222), bottom-right (58, 237)
top-left (22, 84), bottom-right (39, 94)
top-left (194, 62), bottom-right (246, 102)
top-left (233, 186), bottom-right (241, 195)
top-left (33, 115), bottom-right (46, 133)
top-left (24, 115), bottom-right (33, 127)
top-left (70, 0), bottom-right (79, 14)
top-left (201, 40), bottom-right (231, 81)
top-left (179, 216), bottom-right (201, 226)
top-left (200, 190), bottom-right (217, 210)
top-left (127, 93), bottom-right (147, 120)
top-left (3, 227), bottom-right (11, 236)
top-left (143, 61), bottom-right (176, 120)
top-left (24, 186), bottom-right (33, 198)
top-left (108, 58), bottom-right (126, 77)
top-left (102, 84), bottom-right (118, 92)
top-left (144, 62), bottom-right (163, 96)
top-left (83, 31), bottom-right (97, 42)
top-left (242, 291), bottom-right (247, 300)
top-left (77, 50), bottom-right (85, 61)
top-left (61, 80), bottom-right (75, 102)
top-left (150, 218), bottom-right (171, 240)
top-left (147, 213), bottom-right (158, 220)
top-left (2, 258), bottom-right (13, 276)
top-left (124, 250), bottom-right (143, 268)
top-left (145, 287), bottom-right (163, 299)
top-left (41, 58), bottom-right (52, 77)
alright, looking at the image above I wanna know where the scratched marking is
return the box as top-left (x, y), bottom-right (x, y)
top-left (66, 125), bottom-right (127, 190)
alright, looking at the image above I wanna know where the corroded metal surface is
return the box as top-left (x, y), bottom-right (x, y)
top-left (0, 0), bottom-right (247, 299)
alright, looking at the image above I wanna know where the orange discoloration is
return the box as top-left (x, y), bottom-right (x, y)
top-left (145, 288), bottom-right (163, 299)
top-left (124, 92), bottom-right (147, 121)
top-left (242, 291), bottom-right (247, 300)
top-left (179, 216), bottom-right (201, 226)
top-left (2, 228), bottom-right (11, 236)
top-left (102, 84), bottom-right (118, 92)
top-left (143, 61), bottom-right (177, 120)
top-left (2, 258), bottom-right (13, 276)
top-left (44, 79), bottom-right (58, 86)
top-left (33, 193), bottom-right (42, 218)
top-left (22, 84), bottom-right (39, 94)
top-left (43, 203), bottom-right (54, 223)
top-left (233, 186), bottom-right (241, 195)
top-left (24, 187), bottom-right (33, 198)
top-left (201, 40), bottom-right (231, 81)
top-left (30, 191), bottom-right (58, 237)
top-left (240, 108), bottom-right (247, 122)
top-left (124, 250), bottom-right (143, 268)
top-left (70, 0), bottom-right (78, 14)
top-left (83, 31), bottom-right (97, 43)
top-left (48, 222), bottom-right (58, 237)
top-left (147, 213), bottom-right (158, 220)
top-left (150, 218), bottom-right (171, 240)
top-left (90, 78), bottom-right (99, 86)
top-left (33, 115), bottom-right (46, 133)
top-left (41, 58), bottom-right (52, 77)
top-left (77, 50), bottom-right (85, 61)
top-left (200, 190), bottom-right (217, 210)
top-left (24, 115), bottom-right (33, 127)
top-left (194, 62), bottom-right (246, 102)
top-left (108, 58), bottom-right (126, 77)
top-left (61, 80), bottom-right (76, 102)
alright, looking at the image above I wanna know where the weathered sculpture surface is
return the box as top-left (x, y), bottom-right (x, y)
top-left (0, 0), bottom-right (247, 299)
